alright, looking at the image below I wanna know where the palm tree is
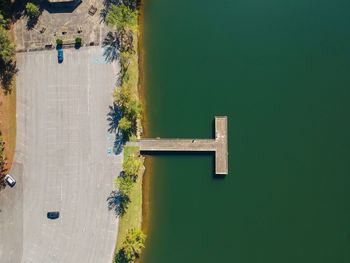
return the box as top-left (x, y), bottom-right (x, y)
top-left (107, 190), bottom-right (130, 217)
top-left (121, 228), bottom-right (146, 262)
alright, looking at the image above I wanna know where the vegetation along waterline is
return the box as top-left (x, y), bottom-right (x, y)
top-left (104, 0), bottom-right (147, 262)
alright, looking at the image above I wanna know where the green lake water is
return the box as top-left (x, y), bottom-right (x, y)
top-left (142, 0), bottom-right (350, 262)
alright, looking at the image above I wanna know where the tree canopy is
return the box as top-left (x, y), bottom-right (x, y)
top-left (0, 0), bottom-right (11, 16)
top-left (0, 13), bottom-right (9, 28)
top-left (125, 99), bottom-right (141, 120)
top-left (121, 228), bottom-right (146, 262)
top-left (106, 4), bottom-right (137, 32)
top-left (118, 116), bottom-right (132, 134)
top-left (114, 85), bottom-right (132, 109)
top-left (123, 154), bottom-right (142, 179)
top-left (0, 27), bottom-right (14, 64)
top-left (25, 2), bottom-right (40, 19)
top-left (115, 174), bottom-right (134, 196)
top-left (114, 86), bottom-right (141, 122)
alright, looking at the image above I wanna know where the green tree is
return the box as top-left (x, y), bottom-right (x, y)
top-left (118, 116), bottom-right (132, 133)
top-left (0, 13), bottom-right (9, 28)
top-left (119, 51), bottom-right (130, 66)
top-left (114, 86), bottom-right (141, 121)
top-left (121, 228), bottom-right (146, 262)
top-left (106, 4), bottom-right (137, 32)
top-left (75, 37), bottom-right (82, 48)
top-left (107, 190), bottom-right (130, 217)
top-left (0, 0), bottom-right (12, 16)
top-left (25, 2), bottom-right (40, 19)
top-left (119, 51), bottom-right (131, 83)
top-left (114, 86), bottom-right (132, 110)
top-left (114, 175), bottom-right (134, 196)
top-left (0, 27), bottom-right (14, 64)
top-left (126, 99), bottom-right (141, 120)
top-left (56, 38), bottom-right (63, 46)
top-left (123, 154), bottom-right (142, 179)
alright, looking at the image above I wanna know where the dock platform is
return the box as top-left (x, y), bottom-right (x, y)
top-left (132, 116), bottom-right (228, 175)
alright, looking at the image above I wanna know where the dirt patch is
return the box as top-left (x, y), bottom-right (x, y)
top-left (0, 25), bottom-right (16, 174)
top-left (0, 76), bottom-right (16, 172)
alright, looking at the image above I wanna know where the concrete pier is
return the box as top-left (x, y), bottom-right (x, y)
top-left (134, 116), bottom-right (228, 175)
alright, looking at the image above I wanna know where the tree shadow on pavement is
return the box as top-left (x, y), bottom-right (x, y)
top-left (107, 190), bottom-right (130, 217)
top-left (26, 17), bottom-right (39, 30)
top-left (113, 130), bottom-right (124, 155)
top-left (107, 103), bottom-right (122, 133)
top-left (41, 1), bottom-right (82, 14)
top-left (107, 103), bottom-right (125, 155)
top-left (102, 31), bottom-right (119, 63)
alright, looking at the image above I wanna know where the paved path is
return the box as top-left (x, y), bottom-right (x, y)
top-left (15, 0), bottom-right (109, 51)
top-left (139, 139), bottom-right (217, 151)
top-left (130, 117), bottom-right (229, 174)
top-left (0, 47), bottom-right (121, 263)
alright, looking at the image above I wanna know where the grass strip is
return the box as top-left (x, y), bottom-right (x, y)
top-left (114, 146), bottom-right (143, 262)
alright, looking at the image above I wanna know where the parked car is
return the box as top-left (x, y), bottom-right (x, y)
top-left (47, 211), bottom-right (60, 219)
top-left (4, 174), bottom-right (16, 187)
top-left (57, 48), bottom-right (63, 63)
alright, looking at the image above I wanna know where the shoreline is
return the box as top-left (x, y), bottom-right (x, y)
top-left (112, 0), bottom-right (152, 261)
top-left (138, 0), bottom-right (152, 247)
top-left (110, 0), bottom-right (149, 260)
top-left (138, 0), bottom-right (155, 260)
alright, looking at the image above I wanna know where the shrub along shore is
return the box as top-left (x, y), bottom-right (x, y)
top-left (105, 1), bottom-right (146, 262)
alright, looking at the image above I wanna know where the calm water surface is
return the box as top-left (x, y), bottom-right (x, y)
top-left (142, 0), bottom-right (350, 262)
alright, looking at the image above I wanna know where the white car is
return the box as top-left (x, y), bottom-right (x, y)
top-left (4, 174), bottom-right (16, 187)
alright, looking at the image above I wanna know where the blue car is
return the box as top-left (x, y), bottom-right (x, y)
top-left (47, 211), bottom-right (60, 219)
top-left (57, 48), bottom-right (63, 63)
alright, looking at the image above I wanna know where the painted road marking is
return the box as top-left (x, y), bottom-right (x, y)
top-left (107, 148), bottom-right (112, 156)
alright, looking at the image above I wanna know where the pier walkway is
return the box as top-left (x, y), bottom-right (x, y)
top-left (127, 116), bottom-right (228, 174)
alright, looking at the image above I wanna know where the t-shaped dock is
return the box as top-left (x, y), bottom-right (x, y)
top-left (134, 116), bottom-right (228, 174)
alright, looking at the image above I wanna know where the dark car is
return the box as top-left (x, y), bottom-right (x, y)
top-left (47, 211), bottom-right (60, 219)
top-left (4, 174), bottom-right (16, 187)
top-left (57, 48), bottom-right (63, 63)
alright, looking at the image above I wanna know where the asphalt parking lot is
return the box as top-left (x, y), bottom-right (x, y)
top-left (0, 47), bottom-right (121, 263)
